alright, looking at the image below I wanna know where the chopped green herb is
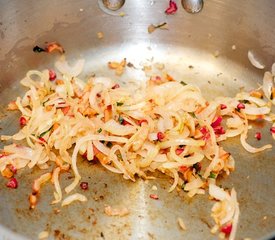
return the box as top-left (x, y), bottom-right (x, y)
top-left (116, 102), bottom-right (124, 106)
top-left (39, 126), bottom-right (53, 138)
top-left (42, 99), bottom-right (49, 106)
top-left (181, 183), bottom-right (185, 189)
top-left (209, 172), bottom-right (216, 179)
top-left (193, 162), bottom-right (201, 173)
top-left (180, 81), bottom-right (187, 86)
top-left (97, 128), bottom-right (102, 133)
top-left (239, 99), bottom-right (250, 104)
top-left (33, 46), bottom-right (45, 53)
top-left (106, 142), bottom-right (113, 148)
top-left (118, 116), bottom-right (124, 124)
top-left (100, 140), bottom-right (105, 144)
top-left (189, 112), bottom-right (196, 118)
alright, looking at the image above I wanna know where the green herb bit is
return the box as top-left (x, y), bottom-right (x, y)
top-left (116, 102), bottom-right (124, 106)
top-left (39, 126), bottom-right (53, 138)
top-left (180, 81), bottom-right (187, 86)
top-left (209, 172), bottom-right (216, 179)
top-left (118, 116), bottom-right (124, 124)
top-left (97, 128), bottom-right (102, 133)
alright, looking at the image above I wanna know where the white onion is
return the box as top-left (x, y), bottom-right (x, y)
top-left (184, 178), bottom-right (203, 191)
top-left (104, 119), bottom-right (137, 136)
top-left (61, 193), bottom-right (87, 206)
top-left (248, 50), bottom-right (265, 69)
top-left (262, 71), bottom-right (273, 100)
top-left (209, 184), bottom-right (227, 201)
top-left (55, 58), bottom-right (85, 77)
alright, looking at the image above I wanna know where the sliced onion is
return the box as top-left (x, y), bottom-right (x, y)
top-left (55, 58), bottom-right (85, 77)
top-left (262, 71), bottom-right (273, 100)
top-left (104, 119), bottom-right (137, 136)
top-left (159, 138), bottom-right (205, 149)
top-left (61, 193), bottom-right (87, 206)
top-left (104, 205), bottom-right (129, 217)
top-left (248, 50), bottom-right (265, 69)
top-left (209, 184), bottom-right (227, 201)
top-left (184, 178), bottom-right (203, 191)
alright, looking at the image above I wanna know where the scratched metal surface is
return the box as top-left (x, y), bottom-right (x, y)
top-left (0, 0), bottom-right (275, 239)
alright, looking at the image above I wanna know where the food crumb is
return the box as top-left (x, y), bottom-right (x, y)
top-left (104, 205), bottom-right (129, 216)
top-left (213, 50), bottom-right (220, 58)
top-left (38, 231), bottom-right (49, 239)
top-left (263, 216), bottom-right (267, 220)
top-left (243, 238), bottom-right (252, 240)
top-left (119, 12), bottom-right (126, 17)
top-left (232, 45), bottom-right (236, 50)
top-left (177, 217), bottom-right (187, 231)
top-left (79, 8), bottom-right (84, 12)
top-left (97, 32), bottom-right (104, 39)
top-left (247, 176), bottom-right (250, 179)
top-left (151, 185), bottom-right (158, 191)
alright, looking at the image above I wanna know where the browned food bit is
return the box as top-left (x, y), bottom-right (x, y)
top-left (7, 101), bottom-right (18, 110)
top-left (148, 22), bottom-right (168, 34)
top-left (45, 42), bottom-right (65, 54)
top-left (29, 173), bottom-right (52, 209)
top-left (104, 105), bottom-right (112, 122)
top-left (108, 58), bottom-right (127, 76)
top-left (104, 205), bottom-right (129, 216)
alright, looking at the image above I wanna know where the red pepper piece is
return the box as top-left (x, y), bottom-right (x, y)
top-left (176, 148), bottom-right (184, 155)
top-left (6, 178), bottom-right (18, 189)
top-left (165, 0), bottom-right (178, 15)
top-left (255, 132), bottom-right (262, 140)
top-left (220, 104), bottom-right (227, 110)
top-left (221, 223), bottom-right (232, 235)
top-left (19, 116), bottom-right (27, 127)
top-left (49, 70), bottom-right (56, 81)
top-left (211, 116), bottom-right (222, 128)
top-left (157, 132), bottom-right (165, 141)
top-left (237, 103), bottom-right (245, 110)
top-left (111, 84), bottom-right (120, 89)
top-left (149, 194), bottom-right (159, 200)
top-left (80, 182), bottom-right (89, 190)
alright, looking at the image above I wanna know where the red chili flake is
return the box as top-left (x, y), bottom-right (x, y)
top-left (61, 106), bottom-right (70, 115)
top-left (7, 164), bottom-right (17, 174)
top-left (237, 102), bottom-right (245, 110)
top-left (6, 178), bottom-right (18, 189)
top-left (149, 194), bottom-right (159, 200)
top-left (82, 152), bottom-right (87, 159)
top-left (176, 148), bottom-right (184, 155)
top-left (39, 137), bottom-right (47, 143)
top-left (211, 116), bottom-right (222, 128)
top-left (179, 166), bottom-right (188, 172)
top-left (255, 132), bottom-right (262, 140)
top-left (111, 84), bottom-right (120, 89)
top-left (220, 223), bottom-right (232, 235)
top-left (138, 119), bottom-right (148, 126)
top-left (157, 132), bottom-right (165, 141)
top-left (200, 127), bottom-right (210, 140)
top-left (165, 0), bottom-right (178, 15)
top-left (220, 104), bottom-right (227, 110)
top-left (270, 127), bottom-right (275, 134)
top-left (214, 126), bottom-right (225, 135)
top-left (122, 119), bottom-right (132, 126)
top-left (80, 182), bottom-right (89, 190)
top-left (49, 70), bottom-right (56, 81)
top-left (19, 116), bottom-right (27, 127)
top-left (96, 93), bottom-right (101, 98)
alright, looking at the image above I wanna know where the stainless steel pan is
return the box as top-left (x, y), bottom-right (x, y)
top-left (0, 0), bottom-right (274, 239)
